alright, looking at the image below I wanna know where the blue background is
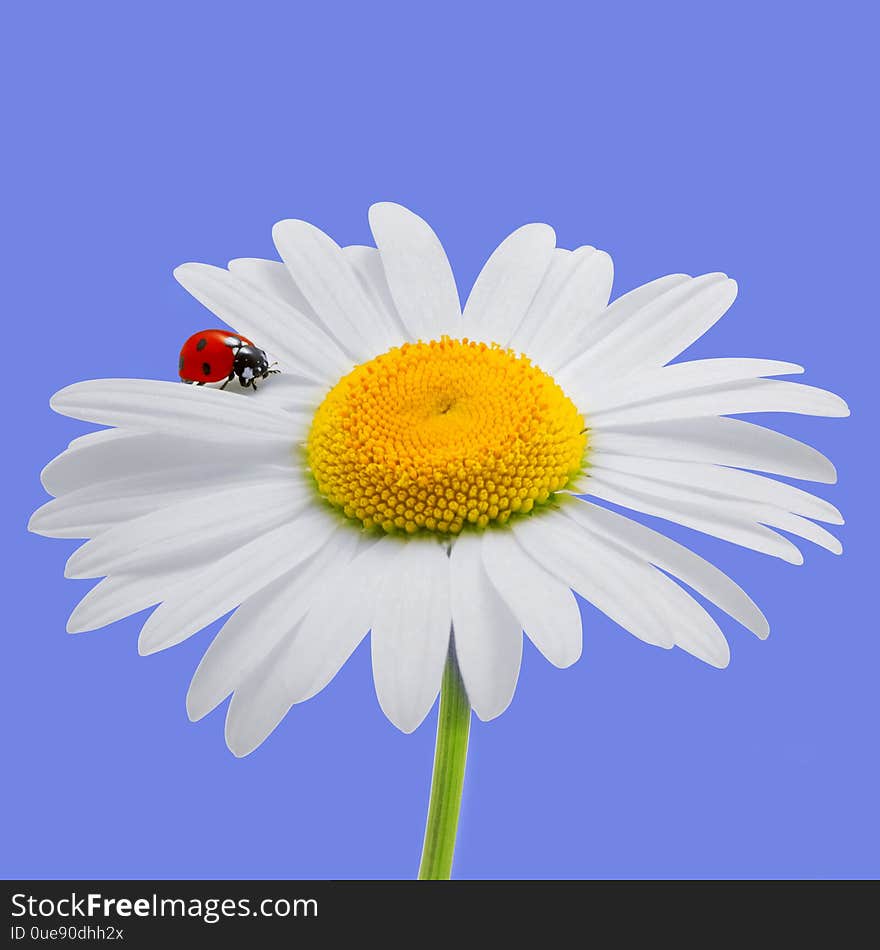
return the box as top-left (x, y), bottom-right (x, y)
top-left (4, 1), bottom-right (877, 879)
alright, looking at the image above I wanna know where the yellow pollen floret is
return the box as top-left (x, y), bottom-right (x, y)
top-left (307, 337), bottom-right (587, 535)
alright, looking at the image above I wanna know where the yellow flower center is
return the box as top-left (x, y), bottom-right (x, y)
top-left (306, 337), bottom-right (587, 535)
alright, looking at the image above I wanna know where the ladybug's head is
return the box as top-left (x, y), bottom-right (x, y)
top-left (233, 345), bottom-right (270, 383)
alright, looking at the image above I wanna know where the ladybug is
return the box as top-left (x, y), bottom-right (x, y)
top-left (178, 329), bottom-right (279, 390)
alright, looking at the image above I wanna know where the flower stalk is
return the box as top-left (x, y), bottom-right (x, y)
top-left (418, 636), bottom-right (471, 880)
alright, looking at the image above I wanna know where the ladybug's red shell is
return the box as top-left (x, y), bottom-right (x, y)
top-left (179, 329), bottom-right (253, 384)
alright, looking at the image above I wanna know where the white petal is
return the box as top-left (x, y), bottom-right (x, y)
top-left (463, 224), bottom-right (556, 344)
top-left (67, 566), bottom-right (201, 634)
top-left (572, 358), bottom-right (804, 414)
top-left (526, 512), bottom-right (728, 667)
top-left (29, 464), bottom-right (287, 538)
top-left (186, 527), bottom-right (360, 720)
top-left (554, 274), bottom-right (691, 379)
top-left (223, 676), bottom-right (293, 757)
top-left (272, 219), bottom-right (395, 359)
top-left (506, 249), bottom-right (571, 349)
top-left (64, 477), bottom-right (306, 578)
top-left (368, 202), bottom-right (461, 340)
top-left (640, 562), bottom-right (730, 667)
top-left (274, 537), bottom-right (392, 703)
top-left (562, 274), bottom-right (737, 379)
top-left (589, 454), bottom-right (842, 524)
top-left (371, 540), bottom-right (451, 732)
top-left (30, 488), bottom-right (186, 539)
top-left (560, 499), bottom-right (768, 638)
top-left (227, 257), bottom-right (319, 320)
top-left (64, 428), bottom-right (127, 452)
top-left (449, 532), bottom-right (522, 721)
top-left (174, 262), bottom-right (348, 382)
top-left (589, 417), bottom-right (838, 484)
top-left (613, 273), bottom-right (738, 370)
top-left (50, 379), bottom-right (307, 445)
top-left (758, 509), bottom-right (843, 555)
top-left (516, 247), bottom-right (614, 370)
top-left (138, 506), bottom-right (337, 655)
top-left (482, 529), bottom-right (582, 668)
top-left (40, 430), bottom-right (292, 497)
top-left (515, 516), bottom-right (673, 648)
top-left (582, 472), bottom-right (805, 563)
top-left (512, 246), bottom-right (612, 342)
top-left (342, 245), bottom-right (408, 341)
top-left (590, 378), bottom-right (850, 427)
top-left (222, 538), bottom-right (391, 755)
top-left (246, 373), bottom-right (327, 414)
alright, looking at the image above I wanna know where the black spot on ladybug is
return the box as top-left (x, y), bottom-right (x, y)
top-left (196, 338), bottom-right (207, 351)
top-left (179, 355), bottom-right (184, 370)
top-left (202, 362), bottom-right (211, 376)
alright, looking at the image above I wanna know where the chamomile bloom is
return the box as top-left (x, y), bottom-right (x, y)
top-left (30, 203), bottom-right (847, 878)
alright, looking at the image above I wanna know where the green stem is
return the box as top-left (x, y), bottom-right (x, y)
top-left (418, 637), bottom-right (471, 880)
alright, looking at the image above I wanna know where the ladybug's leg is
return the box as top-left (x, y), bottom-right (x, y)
top-left (219, 372), bottom-right (235, 391)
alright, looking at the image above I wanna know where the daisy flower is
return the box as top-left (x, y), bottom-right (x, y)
top-left (29, 203), bottom-right (848, 879)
